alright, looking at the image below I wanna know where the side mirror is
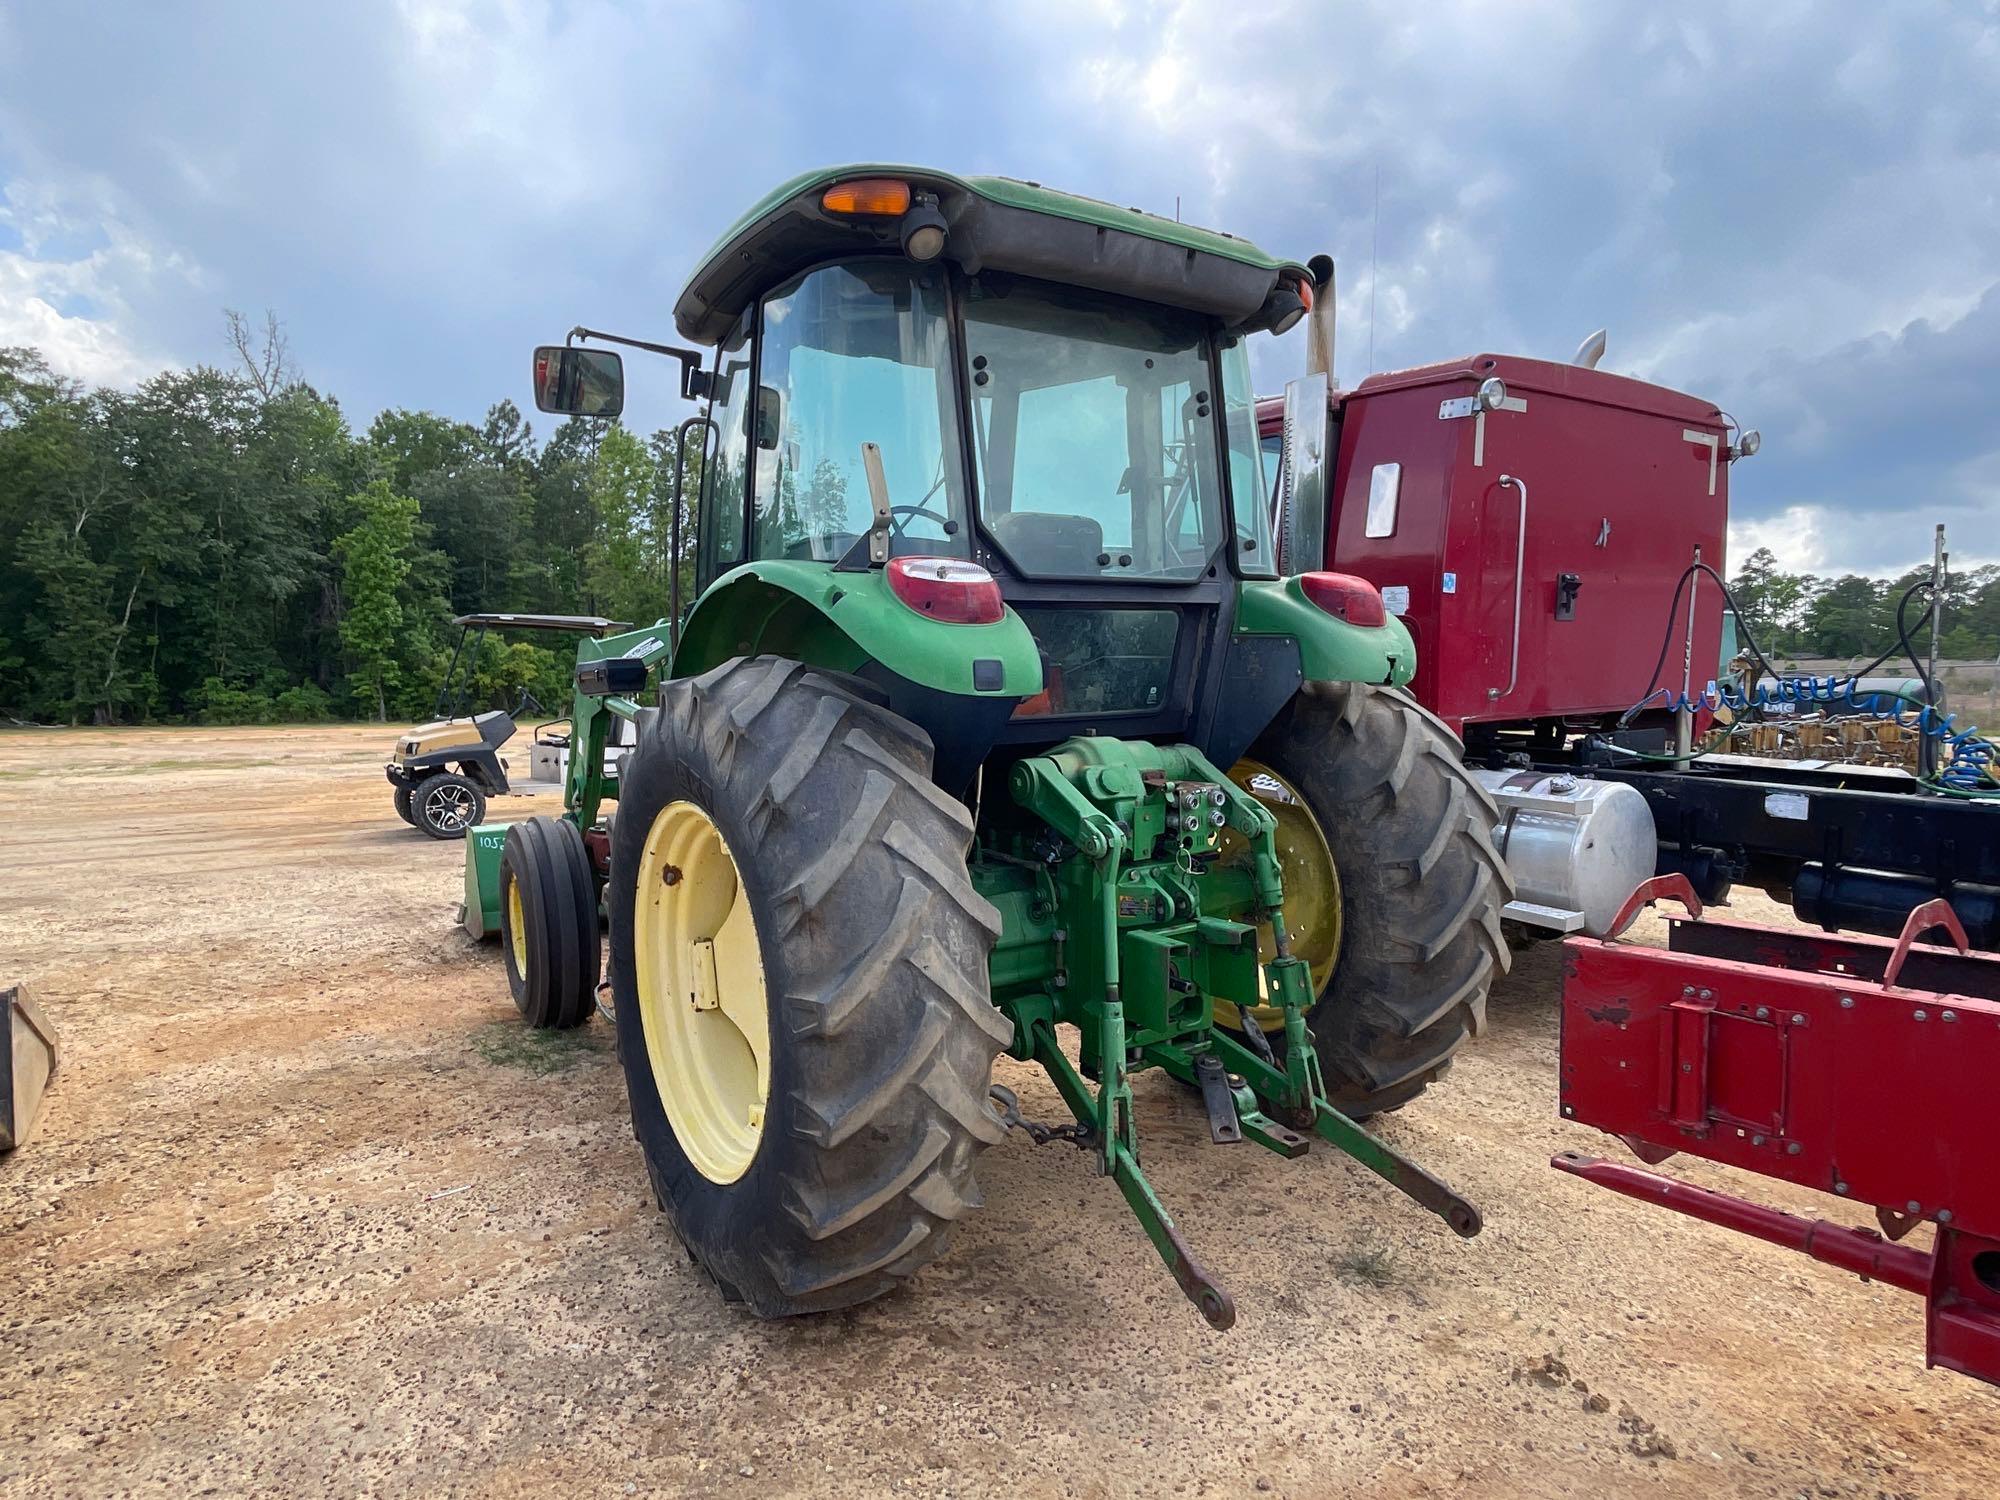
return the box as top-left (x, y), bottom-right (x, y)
top-left (532, 346), bottom-right (624, 418)
top-left (1276, 372), bottom-right (1331, 575)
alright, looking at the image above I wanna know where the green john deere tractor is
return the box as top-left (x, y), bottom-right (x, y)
top-left (489, 165), bottom-right (1511, 1327)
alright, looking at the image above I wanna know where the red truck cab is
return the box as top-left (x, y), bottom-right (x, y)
top-left (1259, 355), bottom-right (1731, 738)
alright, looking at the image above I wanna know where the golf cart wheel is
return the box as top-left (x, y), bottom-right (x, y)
top-left (1231, 681), bottom-right (1511, 1118)
top-left (414, 772), bottom-right (484, 840)
top-left (499, 816), bottom-right (600, 1030)
top-left (393, 785), bottom-right (415, 825)
top-left (609, 656), bottom-right (1010, 1318)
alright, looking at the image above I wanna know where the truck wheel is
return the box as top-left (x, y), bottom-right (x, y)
top-left (499, 816), bottom-right (599, 1029)
top-left (414, 772), bottom-right (484, 840)
top-left (608, 657), bottom-right (1010, 1317)
top-left (393, 785), bottom-right (415, 825)
top-left (1230, 681), bottom-right (1511, 1117)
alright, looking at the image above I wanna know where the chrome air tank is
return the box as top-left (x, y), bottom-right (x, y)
top-left (1470, 768), bottom-right (1657, 936)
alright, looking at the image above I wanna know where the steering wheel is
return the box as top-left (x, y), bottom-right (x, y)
top-left (512, 687), bottom-right (544, 718)
top-left (888, 503), bottom-right (953, 536)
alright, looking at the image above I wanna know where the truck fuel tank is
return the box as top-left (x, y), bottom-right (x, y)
top-left (1470, 768), bottom-right (1656, 936)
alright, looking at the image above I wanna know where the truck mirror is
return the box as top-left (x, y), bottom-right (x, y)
top-left (1277, 372), bottom-right (1331, 575)
top-left (531, 346), bottom-right (624, 418)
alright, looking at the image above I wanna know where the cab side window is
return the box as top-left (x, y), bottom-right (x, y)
top-left (697, 312), bottom-right (753, 586)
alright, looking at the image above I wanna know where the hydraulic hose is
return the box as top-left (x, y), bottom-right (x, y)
top-left (1607, 567), bottom-right (1998, 795)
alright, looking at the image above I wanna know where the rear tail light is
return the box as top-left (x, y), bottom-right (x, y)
top-left (1299, 571), bottom-right (1387, 628)
top-left (885, 556), bottom-right (1005, 625)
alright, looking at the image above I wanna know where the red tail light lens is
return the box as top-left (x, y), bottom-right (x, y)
top-left (1299, 571), bottom-right (1387, 628)
top-left (886, 556), bottom-right (1005, 625)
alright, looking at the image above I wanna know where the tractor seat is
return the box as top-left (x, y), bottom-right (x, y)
top-left (987, 511), bottom-right (1105, 576)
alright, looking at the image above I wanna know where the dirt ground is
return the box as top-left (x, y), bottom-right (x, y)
top-left (1, 722), bottom-right (1993, 1499)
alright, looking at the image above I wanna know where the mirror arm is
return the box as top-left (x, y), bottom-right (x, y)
top-left (567, 326), bottom-right (712, 401)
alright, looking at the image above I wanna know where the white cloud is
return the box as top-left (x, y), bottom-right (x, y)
top-left (0, 183), bottom-right (194, 387)
top-left (1729, 504), bottom-right (1831, 575)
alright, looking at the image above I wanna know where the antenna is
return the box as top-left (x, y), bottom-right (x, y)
top-left (1367, 165), bottom-right (1380, 374)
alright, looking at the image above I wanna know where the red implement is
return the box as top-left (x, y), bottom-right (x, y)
top-left (1555, 896), bottom-right (2000, 1388)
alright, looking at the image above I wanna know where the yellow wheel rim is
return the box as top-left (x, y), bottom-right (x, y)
top-left (504, 870), bottom-right (528, 977)
top-left (633, 800), bottom-right (770, 1185)
top-left (1217, 758), bottom-right (1342, 1033)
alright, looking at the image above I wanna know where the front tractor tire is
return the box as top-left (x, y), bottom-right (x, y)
top-left (1237, 681), bottom-right (1511, 1117)
top-left (608, 656), bottom-right (1011, 1318)
top-left (499, 816), bottom-right (600, 1030)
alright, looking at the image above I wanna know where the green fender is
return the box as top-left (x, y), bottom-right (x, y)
top-left (669, 560), bottom-right (1044, 698)
top-left (1235, 577), bottom-right (1417, 688)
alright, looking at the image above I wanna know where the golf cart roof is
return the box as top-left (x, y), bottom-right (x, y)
top-left (451, 613), bottom-right (629, 634)
top-left (673, 163), bottom-right (1311, 347)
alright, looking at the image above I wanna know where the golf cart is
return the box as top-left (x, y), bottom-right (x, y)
top-left (385, 612), bottom-right (627, 838)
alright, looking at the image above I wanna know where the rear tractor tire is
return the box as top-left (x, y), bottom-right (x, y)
top-left (1232, 681), bottom-right (1511, 1117)
top-left (414, 771), bottom-right (484, 840)
top-left (499, 815), bottom-right (601, 1030)
top-left (608, 656), bottom-right (1011, 1317)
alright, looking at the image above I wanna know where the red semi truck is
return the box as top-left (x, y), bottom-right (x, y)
top-left (1257, 275), bottom-right (1996, 950)
top-left (1257, 353), bottom-right (1729, 736)
top-left (1256, 264), bottom-right (2000, 1388)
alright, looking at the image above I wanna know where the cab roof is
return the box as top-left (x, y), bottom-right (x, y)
top-left (673, 164), bottom-right (1310, 347)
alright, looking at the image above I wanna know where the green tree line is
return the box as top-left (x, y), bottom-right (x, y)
top-left (1727, 547), bottom-right (2000, 664)
top-left (0, 327), bottom-right (701, 725)
top-left (6, 325), bottom-right (1996, 726)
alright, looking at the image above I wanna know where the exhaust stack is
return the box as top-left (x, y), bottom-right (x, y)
top-left (1573, 328), bottom-right (1607, 369)
top-left (1305, 254), bottom-right (1336, 379)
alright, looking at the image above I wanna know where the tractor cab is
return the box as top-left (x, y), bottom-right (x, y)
top-left (521, 166), bottom-right (1509, 1330)
top-left (385, 611), bottom-right (626, 839)
top-left (536, 168), bottom-right (1359, 787)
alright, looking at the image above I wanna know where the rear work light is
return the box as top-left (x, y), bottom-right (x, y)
top-left (821, 178), bottom-right (912, 216)
top-left (1299, 571), bottom-right (1387, 628)
top-left (885, 556), bottom-right (1005, 625)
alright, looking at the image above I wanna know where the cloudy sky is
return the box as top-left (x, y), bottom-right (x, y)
top-left (3, 1), bottom-right (1995, 577)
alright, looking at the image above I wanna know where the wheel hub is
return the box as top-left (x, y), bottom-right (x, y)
top-left (1220, 758), bottom-right (1342, 1031)
top-left (633, 801), bottom-right (770, 1184)
top-left (426, 782), bottom-right (474, 832)
top-left (505, 873), bottom-right (528, 976)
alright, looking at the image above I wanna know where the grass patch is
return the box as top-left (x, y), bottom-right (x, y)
top-left (470, 1021), bottom-right (605, 1074)
top-left (1333, 1241), bottom-right (1400, 1288)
